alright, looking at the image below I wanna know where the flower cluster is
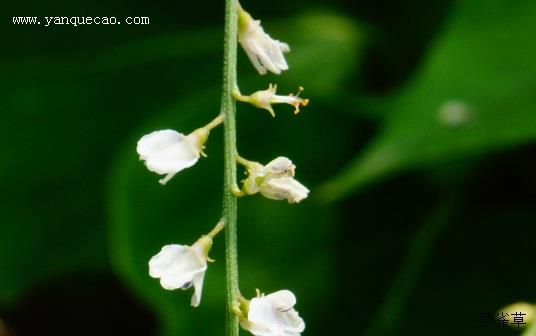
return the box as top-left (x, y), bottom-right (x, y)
top-left (136, 2), bottom-right (309, 335)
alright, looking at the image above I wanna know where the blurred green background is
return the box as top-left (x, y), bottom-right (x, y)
top-left (1, 0), bottom-right (535, 335)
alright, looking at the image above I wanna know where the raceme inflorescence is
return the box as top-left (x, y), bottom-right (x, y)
top-left (136, 2), bottom-right (308, 335)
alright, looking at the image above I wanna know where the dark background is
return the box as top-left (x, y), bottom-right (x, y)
top-left (1, 0), bottom-right (535, 335)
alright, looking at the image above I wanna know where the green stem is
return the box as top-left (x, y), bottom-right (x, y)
top-left (236, 154), bottom-right (253, 167)
top-left (207, 218), bottom-right (225, 239)
top-left (221, 0), bottom-right (240, 335)
top-left (205, 113), bottom-right (225, 131)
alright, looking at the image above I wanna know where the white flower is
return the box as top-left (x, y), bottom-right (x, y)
top-left (242, 157), bottom-right (309, 203)
top-left (136, 128), bottom-right (208, 185)
top-left (148, 236), bottom-right (212, 307)
top-left (241, 290), bottom-right (305, 336)
top-left (238, 7), bottom-right (290, 75)
top-left (234, 84), bottom-right (309, 117)
top-left (148, 220), bottom-right (224, 307)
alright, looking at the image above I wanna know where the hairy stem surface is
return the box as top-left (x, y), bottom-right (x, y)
top-left (221, 0), bottom-right (239, 335)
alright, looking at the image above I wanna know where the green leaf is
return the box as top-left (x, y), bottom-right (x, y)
top-left (0, 29), bottom-right (221, 304)
top-left (275, 11), bottom-right (365, 98)
top-left (320, 0), bottom-right (536, 201)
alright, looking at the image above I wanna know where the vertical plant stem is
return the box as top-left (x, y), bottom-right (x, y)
top-left (221, 0), bottom-right (239, 335)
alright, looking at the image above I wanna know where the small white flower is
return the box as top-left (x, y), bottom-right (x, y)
top-left (238, 7), bottom-right (290, 75)
top-left (241, 290), bottom-right (305, 336)
top-left (242, 157), bottom-right (309, 203)
top-left (136, 128), bottom-right (208, 185)
top-left (148, 237), bottom-right (212, 307)
top-left (234, 84), bottom-right (309, 117)
top-left (148, 220), bottom-right (224, 307)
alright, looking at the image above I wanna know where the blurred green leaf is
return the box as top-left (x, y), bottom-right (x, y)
top-left (108, 12), bottom-right (364, 335)
top-left (0, 29), bottom-right (221, 304)
top-left (321, 0), bottom-right (536, 201)
top-left (0, 28), bottom-right (220, 77)
top-left (275, 11), bottom-right (365, 98)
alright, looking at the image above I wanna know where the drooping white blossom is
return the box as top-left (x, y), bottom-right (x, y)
top-left (148, 236), bottom-right (212, 307)
top-left (136, 128), bottom-right (208, 185)
top-left (238, 7), bottom-right (290, 75)
top-left (148, 220), bottom-right (224, 307)
top-left (234, 84), bottom-right (309, 117)
top-left (240, 290), bottom-right (305, 336)
top-left (241, 157), bottom-right (309, 203)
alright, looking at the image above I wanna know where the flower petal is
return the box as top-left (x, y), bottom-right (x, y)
top-left (243, 42), bottom-right (269, 75)
top-left (148, 244), bottom-right (188, 278)
top-left (249, 296), bottom-right (282, 333)
top-left (148, 244), bottom-right (207, 290)
top-left (247, 290), bottom-right (305, 336)
top-left (137, 130), bottom-right (180, 158)
top-left (266, 290), bottom-right (296, 311)
top-left (261, 176), bottom-right (309, 203)
top-left (137, 130), bottom-right (200, 184)
top-left (190, 271), bottom-right (206, 307)
top-left (238, 10), bottom-right (290, 75)
top-left (160, 271), bottom-right (196, 290)
top-left (264, 157), bottom-right (295, 177)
